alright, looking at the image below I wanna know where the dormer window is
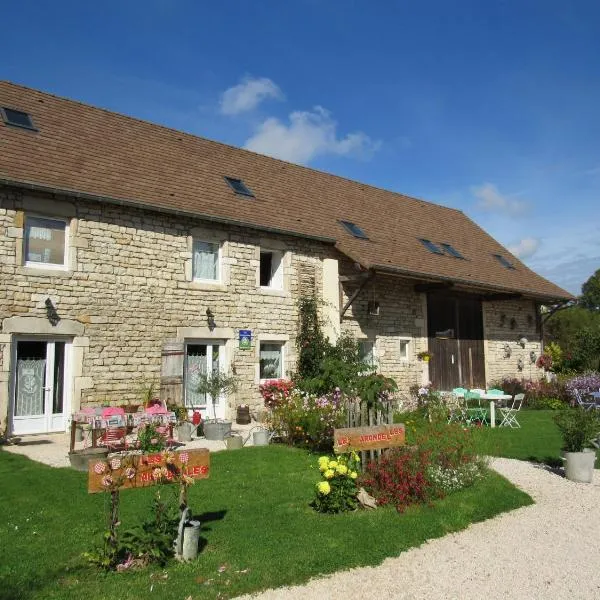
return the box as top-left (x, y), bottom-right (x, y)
top-left (440, 243), bottom-right (464, 259)
top-left (1, 107), bottom-right (36, 131)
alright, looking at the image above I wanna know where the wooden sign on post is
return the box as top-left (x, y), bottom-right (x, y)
top-left (88, 448), bottom-right (210, 493)
top-left (334, 424), bottom-right (405, 453)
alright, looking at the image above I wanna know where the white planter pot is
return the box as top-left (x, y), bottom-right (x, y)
top-left (563, 449), bottom-right (596, 483)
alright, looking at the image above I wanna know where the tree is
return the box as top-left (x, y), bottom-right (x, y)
top-left (581, 268), bottom-right (600, 311)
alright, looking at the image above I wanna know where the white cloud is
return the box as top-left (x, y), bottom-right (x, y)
top-left (472, 182), bottom-right (529, 216)
top-left (220, 77), bottom-right (283, 115)
top-left (508, 237), bottom-right (540, 259)
top-left (244, 106), bottom-right (381, 164)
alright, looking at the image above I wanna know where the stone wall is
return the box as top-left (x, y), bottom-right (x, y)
top-left (339, 259), bottom-right (429, 406)
top-left (482, 298), bottom-right (543, 384)
top-left (0, 187), bottom-right (330, 428)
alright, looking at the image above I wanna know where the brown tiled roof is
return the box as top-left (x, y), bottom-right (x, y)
top-left (0, 81), bottom-right (572, 301)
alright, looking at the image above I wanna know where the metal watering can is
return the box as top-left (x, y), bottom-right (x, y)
top-left (225, 426), bottom-right (274, 449)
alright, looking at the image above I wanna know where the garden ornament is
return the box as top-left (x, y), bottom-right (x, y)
top-left (518, 337), bottom-right (528, 348)
top-left (503, 343), bottom-right (511, 358)
top-left (357, 487), bottom-right (377, 510)
top-left (517, 358), bottom-right (524, 371)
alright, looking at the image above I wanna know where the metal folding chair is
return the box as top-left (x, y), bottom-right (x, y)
top-left (465, 391), bottom-right (488, 425)
top-left (447, 393), bottom-right (468, 424)
top-left (499, 393), bottom-right (524, 428)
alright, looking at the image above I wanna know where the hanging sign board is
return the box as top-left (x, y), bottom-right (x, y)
top-left (88, 448), bottom-right (210, 493)
top-left (239, 329), bottom-right (252, 350)
top-left (333, 424), bottom-right (405, 453)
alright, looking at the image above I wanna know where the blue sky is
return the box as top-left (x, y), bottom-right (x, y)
top-left (2, 0), bottom-right (599, 295)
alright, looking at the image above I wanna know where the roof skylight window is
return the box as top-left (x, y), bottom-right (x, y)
top-left (440, 243), bottom-right (464, 259)
top-left (419, 238), bottom-right (444, 255)
top-left (224, 176), bottom-right (254, 197)
top-left (493, 254), bottom-right (516, 270)
top-left (339, 220), bottom-right (369, 239)
top-left (1, 107), bottom-right (36, 131)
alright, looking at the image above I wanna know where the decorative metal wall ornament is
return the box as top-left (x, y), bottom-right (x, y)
top-left (206, 308), bottom-right (216, 331)
top-left (45, 298), bottom-right (60, 326)
top-left (518, 337), bottom-right (528, 348)
top-left (503, 343), bottom-right (512, 358)
top-left (530, 351), bottom-right (537, 364)
top-left (517, 358), bottom-right (524, 371)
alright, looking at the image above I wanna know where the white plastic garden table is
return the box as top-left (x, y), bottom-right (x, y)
top-left (479, 394), bottom-right (512, 428)
top-left (448, 391), bottom-right (512, 427)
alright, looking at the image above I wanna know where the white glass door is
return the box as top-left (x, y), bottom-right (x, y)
top-left (12, 340), bottom-right (70, 435)
top-left (184, 341), bottom-right (226, 419)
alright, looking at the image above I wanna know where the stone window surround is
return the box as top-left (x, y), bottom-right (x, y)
top-left (23, 214), bottom-right (70, 271)
top-left (256, 333), bottom-right (289, 383)
top-left (11, 196), bottom-right (82, 276)
top-left (398, 336), bottom-right (412, 362)
top-left (255, 238), bottom-right (291, 297)
top-left (184, 227), bottom-right (231, 291)
top-left (0, 315), bottom-right (90, 434)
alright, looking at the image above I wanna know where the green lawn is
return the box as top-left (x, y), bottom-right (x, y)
top-left (0, 445), bottom-right (531, 600)
top-left (470, 410), bottom-right (565, 464)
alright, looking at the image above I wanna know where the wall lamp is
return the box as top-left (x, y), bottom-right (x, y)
top-left (206, 308), bottom-right (216, 331)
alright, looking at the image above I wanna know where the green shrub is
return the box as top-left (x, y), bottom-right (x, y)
top-left (136, 424), bottom-right (166, 453)
top-left (554, 408), bottom-right (600, 452)
top-left (528, 397), bottom-right (565, 410)
top-left (268, 388), bottom-right (346, 451)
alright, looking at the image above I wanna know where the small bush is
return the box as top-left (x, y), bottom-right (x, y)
top-left (259, 379), bottom-right (294, 409)
top-left (312, 453), bottom-right (360, 513)
top-left (554, 408), bottom-right (600, 452)
top-left (136, 424), bottom-right (167, 453)
top-left (360, 422), bottom-right (484, 512)
top-left (564, 372), bottom-right (600, 403)
top-left (267, 388), bottom-right (346, 451)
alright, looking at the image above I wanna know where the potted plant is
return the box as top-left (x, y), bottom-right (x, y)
top-left (195, 370), bottom-right (239, 440)
top-left (417, 351), bottom-right (432, 363)
top-left (171, 405), bottom-right (194, 442)
top-left (554, 408), bottom-right (600, 483)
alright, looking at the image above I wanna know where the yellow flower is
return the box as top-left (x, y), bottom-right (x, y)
top-left (350, 471), bottom-right (358, 479)
top-left (317, 481), bottom-right (331, 495)
top-left (336, 464), bottom-right (348, 475)
top-left (328, 461), bottom-right (338, 469)
top-left (351, 451), bottom-right (360, 463)
top-left (323, 469), bottom-right (335, 479)
top-left (318, 456), bottom-right (330, 471)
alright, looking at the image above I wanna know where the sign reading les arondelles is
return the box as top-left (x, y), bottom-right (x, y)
top-left (334, 424), bottom-right (406, 453)
top-left (88, 448), bottom-right (210, 493)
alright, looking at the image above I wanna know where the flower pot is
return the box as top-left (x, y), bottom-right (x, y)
top-left (68, 447), bottom-right (109, 471)
top-left (563, 449), bottom-right (596, 483)
top-left (74, 426), bottom-right (84, 442)
top-left (203, 420), bottom-right (232, 441)
top-left (423, 356), bottom-right (430, 363)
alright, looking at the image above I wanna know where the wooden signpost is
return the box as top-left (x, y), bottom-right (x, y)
top-left (334, 424), bottom-right (405, 453)
top-left (88, 448), bottom-right (210, 493)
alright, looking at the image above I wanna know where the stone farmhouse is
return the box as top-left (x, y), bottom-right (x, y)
top-left (0, 82), bottom-right (572, 435)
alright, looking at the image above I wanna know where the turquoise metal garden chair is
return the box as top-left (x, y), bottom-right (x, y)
top-left (465, 391), bottom-right (488, 426)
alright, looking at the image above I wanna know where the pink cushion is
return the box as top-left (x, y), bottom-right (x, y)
top-left (101, 407), bottom-right (126, 417)
top-left (145, 404), bottom-right (168, 414)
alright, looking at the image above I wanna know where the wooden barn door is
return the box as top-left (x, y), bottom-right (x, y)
top-left (427, 293), bottom-right (485, 390)
top-left (457, 297), bottom-right (486, 389)
top-left (427, 295), bottom-right (460, 390)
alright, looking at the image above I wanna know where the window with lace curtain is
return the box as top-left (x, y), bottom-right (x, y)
top-left (24, 215), bottom-right (68, 268)
top-left (192, 240), bottom-right (220, 282)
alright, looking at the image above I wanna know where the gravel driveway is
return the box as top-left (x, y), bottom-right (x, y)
top-left (239, 458), bottom-right (600, 600)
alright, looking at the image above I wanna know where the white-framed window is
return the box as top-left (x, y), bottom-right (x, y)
top-left (358, 340), bottom-right (376, 368)
top-left (399, 337), bottom-right (411, 361)
top-left (259, 342), bottom-right (284, 380)
top-left (192, 240), bottom-right (220, 282)
top-left (259, 250), bottom-right (283, 289)
top-left (23, 215), bottom-right (69, 269)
